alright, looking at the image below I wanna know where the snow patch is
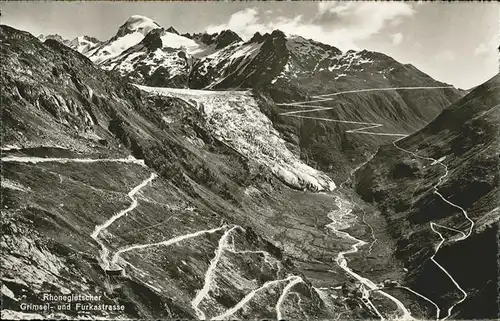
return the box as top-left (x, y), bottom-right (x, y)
top-left (89, 32), bottom-right (145, 64)
top-left (160, 33), bottom-right (201, 54)
top-left (123, 15), bottom-right (161, 36)
top-left (2, 284), bottom-right (17, 301)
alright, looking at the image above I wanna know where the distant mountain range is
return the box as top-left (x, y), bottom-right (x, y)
top-left (38, 33), bottom-right (101, 55)
top-left (35, 15), bottom-right (463, 181)
top-left (37, 15), bottom-right (458, 93)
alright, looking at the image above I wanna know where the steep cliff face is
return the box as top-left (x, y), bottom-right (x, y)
top-left (1, 24), bottom-right (410, 320)
top-left (354, 73), bottom-right (500, 319)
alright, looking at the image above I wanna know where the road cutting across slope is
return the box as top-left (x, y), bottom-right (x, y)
top-left (211, 275), bottom-right (303, 320)
top-left (278, 86), bottom-right (454, 137)
top-left (0, 154), bottom-right (156, 271)
top-left (1, 155), bottom-right (146, 166)
top-left (2, 149), bottom-right (307, 319)
top-left (110, 226), bottom-right (226, 267)
top-left (109, 220), bottom-right (300, 319)
top-left (279, 86), bottom-right (454, 106)
top-left (275, 276), bottom-right (304, 320)
top-left (2, 85), bottom-right (469, 319)
top-left (191, 225), bottom-right (244, 319)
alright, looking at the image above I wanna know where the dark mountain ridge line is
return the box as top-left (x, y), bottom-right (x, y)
top-left (35, 15), bottom-right (456, 90)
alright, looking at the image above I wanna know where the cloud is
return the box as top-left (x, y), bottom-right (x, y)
top-left (474, 36), bottom-right (498, 56)
top-left (436, 50), bottom-right (456, 62)
top-left (205, 2), bottom-right (415, 51)
top-left (474, 43), bottom-right (489, 56)
top-left (315, 2), bottom-right (414, 27)
top-left (392, 33), bottom-right (404, 45)
top-left (206, 8), bottom-right (260, 35)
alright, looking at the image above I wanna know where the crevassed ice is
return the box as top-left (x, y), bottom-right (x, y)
top-left (135, 85), bottom-right (336, 192)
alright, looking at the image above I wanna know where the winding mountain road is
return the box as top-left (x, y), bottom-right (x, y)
top-left (191, 226), bottom-right (244, 319)
top-left (1, 153), bottom-right (304, 319)
top-left (211, 275), bottom-right (303, 320)
top-left (2, 85), bottom-right (472, 320)
top-left (278, 86), bottom-right (454, 137)
top-left (279, 86), bottom-right (471, 320)
top-left (279, 86), bottom-right (454, 106)
top-left (110, 226), bottom-right (226, 268)
top-left (91, 172), bottom-right (157, 270)
top-left (275, 275), bottom-right (304, 320)
top-left (393, 137), bottom-right (474, 320)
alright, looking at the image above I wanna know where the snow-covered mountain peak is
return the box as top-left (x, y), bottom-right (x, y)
top-left (37, 33), bottom-right (101, 55)
top-left (248, 29), bottom-right (287, 44)
top-left (91, 25), bottom-right (210, 87)
top-left (87, 15), bottom-right (163, 64)
top-left (116, 15), bottom-right (161, 37)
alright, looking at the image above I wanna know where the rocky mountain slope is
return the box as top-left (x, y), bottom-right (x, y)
top-left (354, 73), bottom-right (500, 319)
top-left (1, 24), bottom-right (422, 320)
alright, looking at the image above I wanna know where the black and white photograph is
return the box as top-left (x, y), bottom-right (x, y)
top-left (0, 1), bottom-right (499, 320)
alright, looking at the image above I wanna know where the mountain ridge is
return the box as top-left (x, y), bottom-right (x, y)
top-left (354, 73), bottom-right (500, 319)
top-left (45, 15), bottom-right (457, 94)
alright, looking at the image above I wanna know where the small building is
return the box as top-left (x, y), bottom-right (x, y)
top-left (105, 268), bottom-right (124, 277)
top-left (383, 279), bottom-right (399, 287)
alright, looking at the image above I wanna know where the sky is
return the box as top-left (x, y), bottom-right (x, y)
top-left (1, 1), bottom-right (498, 89)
